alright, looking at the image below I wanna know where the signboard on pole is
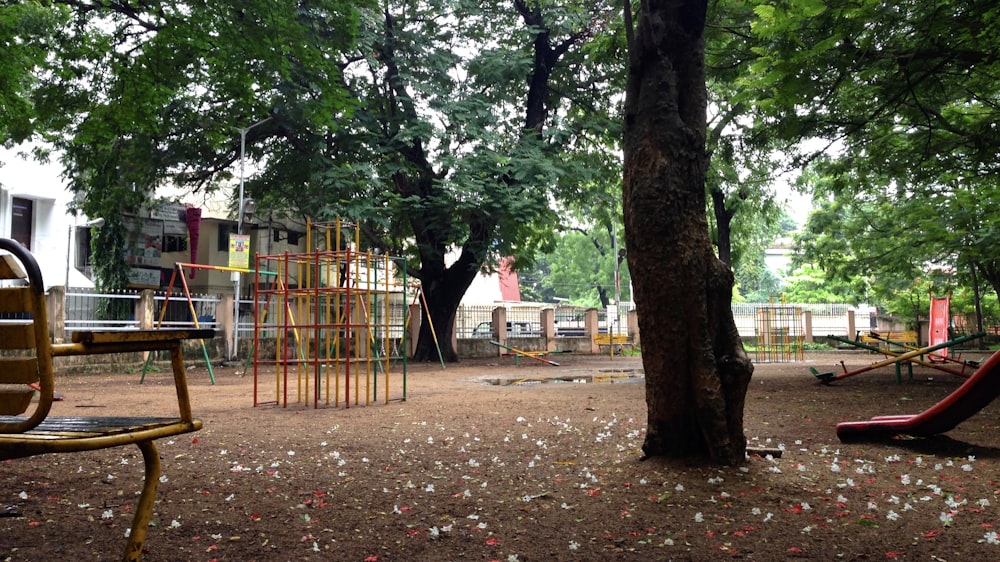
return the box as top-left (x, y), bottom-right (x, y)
top-left (228, 234), bottom-right (250, 269)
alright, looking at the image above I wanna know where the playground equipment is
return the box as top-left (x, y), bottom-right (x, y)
top-left (865, 331), bottom-right (983, 372)
top-left (928, 295), bottom-right (951, 362)
top-left (812, 332), bottom-right (985, 384)
top-left (140, 261), bottom-right (224, 384)
top-left (837, 349), bottom-right (1000, 441)
top-left (251, 219), bottom-right (409, 408)
top-left (753, 299), bottom-right (804, 363)
top-left (489, 340), bottom-right (560, 366)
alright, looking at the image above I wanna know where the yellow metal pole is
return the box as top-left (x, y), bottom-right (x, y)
top-left (366, 250), bottom-right (373, 406)
top-left (276, 261), bottom-right (284, 406)
top-left (384, 252), bottom-right (391, 404)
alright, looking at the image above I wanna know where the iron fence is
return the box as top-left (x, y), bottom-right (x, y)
top-left (732, 302), bottom-right (853, 338)
top-left (62, 290), bottom-right (858, 343)
top-left (65, 287), bottom-right (220, 335)
top-left (455, 305), bottom-right (497, 338)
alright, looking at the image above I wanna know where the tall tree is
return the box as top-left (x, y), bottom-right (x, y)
top-left (541, 227), bottom-right (630, 307)
top-left (748, 0), bottom-right (1000, 315)
top-left (17, 1), bottom-right (620, 361)
top-left (702, 0), bottom-right (789, 271)
top-left (622, 0), bottom-right (753, 465)
top-left (25, 0), bottom-right (365, 297)
top-left (335, 1), bottom-right (614, 362)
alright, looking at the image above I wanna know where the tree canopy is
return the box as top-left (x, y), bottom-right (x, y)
top-left (0, 2), bottom-right (63, 145)
top-left (744, 0), bottom-right (1000, 318)
top-left (10, 0), bottom-right (625, 360)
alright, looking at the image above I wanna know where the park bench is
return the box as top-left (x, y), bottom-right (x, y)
top-left (859, 330), bottom-right (918, 352)
top-left (593, 333), bottom-right (634, 354)
top-left (0, 238), bottom-right (214, 561)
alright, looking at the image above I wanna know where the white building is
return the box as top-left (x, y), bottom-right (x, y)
top-left (0, 149), bottom-right (96, 289)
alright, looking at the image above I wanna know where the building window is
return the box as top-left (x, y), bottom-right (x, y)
top-left (218, 224), bottom-right (235, 251)
top-left (11, 197), bottom-right (32, 250)
top-left (163, 234), bottom-right (188, 253)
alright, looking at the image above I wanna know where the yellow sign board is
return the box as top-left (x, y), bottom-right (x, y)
top-left (228, 234), bottom-right (251, 269)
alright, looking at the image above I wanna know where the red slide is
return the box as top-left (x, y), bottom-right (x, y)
top-left (837, 350), bottom-right (1000, 441)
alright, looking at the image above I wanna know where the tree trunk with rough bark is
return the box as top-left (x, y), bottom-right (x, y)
top-left (411, 248), bottom-right (483, 363)
top-left (622, 0), bottom-right (754, 465)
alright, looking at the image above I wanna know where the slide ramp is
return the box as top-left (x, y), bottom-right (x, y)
top-left (837, 350), bottom-right (1000, 441)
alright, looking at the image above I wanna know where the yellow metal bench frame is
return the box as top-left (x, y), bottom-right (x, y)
top-left (859, 331), bottom-right (918, 351)
top-left (593, 333), bottom-right (635, 354)
top-left (0, 238), bottom-right (214, 561)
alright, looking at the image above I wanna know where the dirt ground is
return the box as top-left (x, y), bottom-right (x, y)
top-left (4, 349), bottom-right (1000, 561)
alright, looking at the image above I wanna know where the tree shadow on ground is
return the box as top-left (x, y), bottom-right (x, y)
top-left (877, 434), bottom-right (1000, 459)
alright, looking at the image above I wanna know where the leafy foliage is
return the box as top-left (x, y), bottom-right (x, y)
top-left (19, 0), bottom-right (364, 297)
top-left (747, 0), bottom-right (1000, 320)
top-left (15, 1), bottom-right (623, 357)
top-left (540, 228), bottom-right (629, 307)
top-left (0, 2), bottom-right (65, 145)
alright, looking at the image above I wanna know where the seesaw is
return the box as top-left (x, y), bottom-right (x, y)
top-left (489, 341), bottom-right (560, 366)
top-left (812, 332), bottom-right (985, 384)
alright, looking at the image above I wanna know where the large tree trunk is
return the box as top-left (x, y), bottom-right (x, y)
top-left (414, 282), bottom-right (461, 363)
top-left (622, 0), bottom-right (753, 465)
top-left (411, 247), bottom-right (483, 363)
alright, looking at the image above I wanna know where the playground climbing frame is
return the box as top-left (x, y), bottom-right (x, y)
top-left (251, 220), bottom-right (409, 409)
top-left (753, 299), bottom-right (804, 363)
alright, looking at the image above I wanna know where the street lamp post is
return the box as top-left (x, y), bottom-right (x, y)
top-left (65, 217), bottom-right (105, 290)
top-left (231, 116), bottom-right (272, 361)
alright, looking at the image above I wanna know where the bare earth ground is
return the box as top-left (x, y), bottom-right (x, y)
top-left (4, 350), bottom-right (1000, 561)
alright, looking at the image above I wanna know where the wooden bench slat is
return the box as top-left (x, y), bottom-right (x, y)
top-left (0, 358), bottom-right (40, 385)
top-left (0, 287), bottom-right (32, 314)
top-left (0, 416), bottom-right (185, 436)
top-left (72, 328), bottom-right (217, 345)
top-left (0, 255), bottom-right (26, 280)
top-left (0, 388), bottom-right (34, 416)
top-left (0, 418), bottom-right (201, 459)
top-left (0, 322), bottom-right (35, 348)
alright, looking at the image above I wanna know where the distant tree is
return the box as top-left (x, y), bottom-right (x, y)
top-left (781, 264), bottom-right (861, 305)
top-left (735, 255), bottom-right (783, 303)
top-left (517, 255), bottom-right (555, 303)
top-left (542, 228), bottom-right (630, 308)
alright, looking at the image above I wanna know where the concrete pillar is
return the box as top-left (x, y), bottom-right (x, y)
top-left (49, 286), bottom-right (65, 342)
top-left (802, 310), bottom-right (813, 343)
top-left (218, 293), bottom-right (235, 357)
top-left (136, 289), bottom-right (155, 329)
top-left (847, 309), bottom-right (856, 339)
top-left (627, 309), bottom-right (640, 347)
top-left (492, 306), bottom-right (507, 353)
top-left (450, 312), bottom-right (458, 354)
top-left (356, 300), bottom-right (370, 359)
top-left (541, 308), bottom-right (555, 351)
top-left (756, 308), bottom-right (771, 347)
top-left (135, 289), bottom-right (156, 361)
top-left (584, 308), bottom-right (599, 353)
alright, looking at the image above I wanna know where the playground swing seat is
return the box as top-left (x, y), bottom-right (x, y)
top-left (0, 239), bottom-right (214, 561)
